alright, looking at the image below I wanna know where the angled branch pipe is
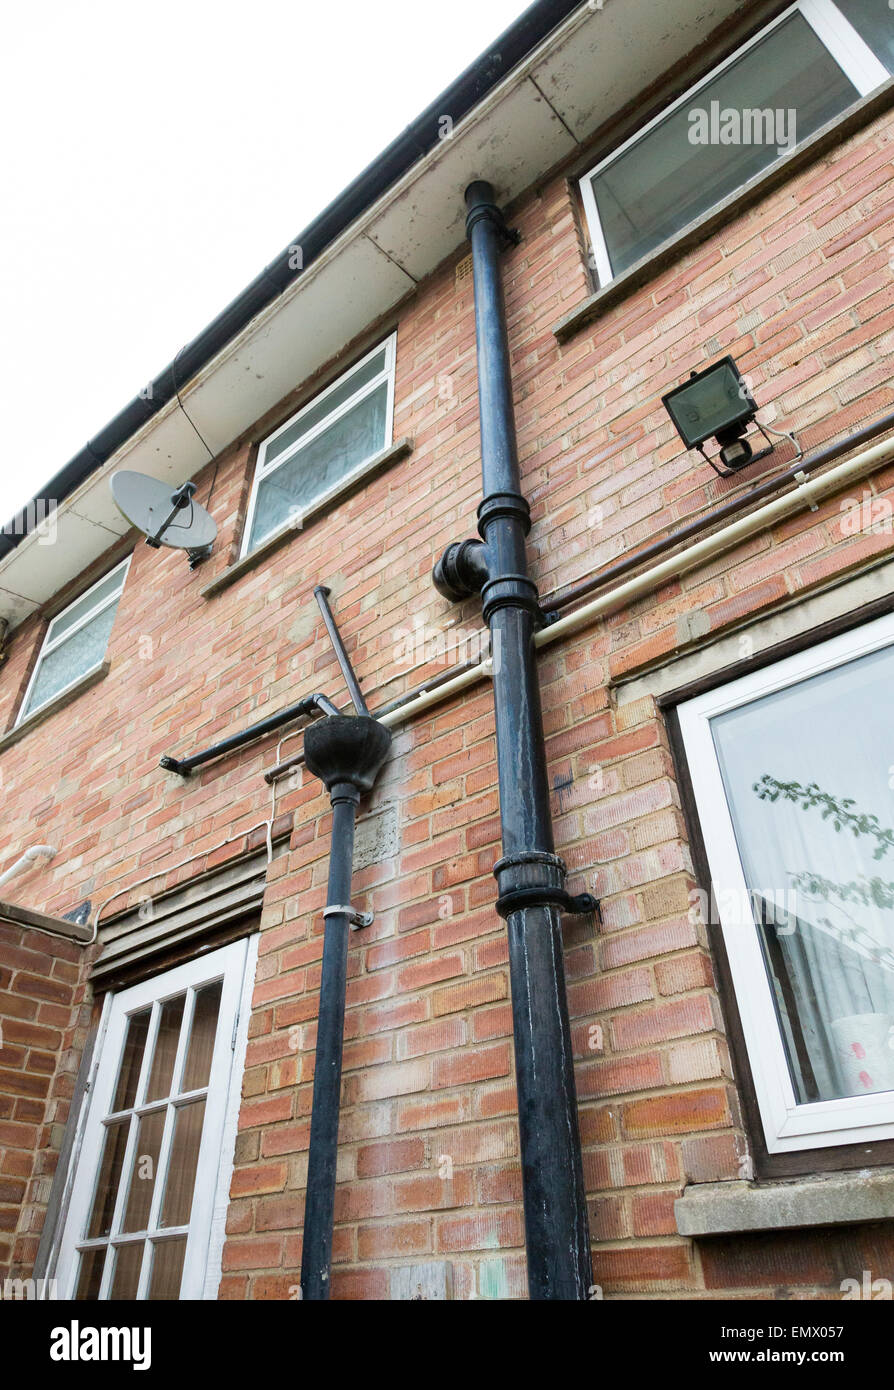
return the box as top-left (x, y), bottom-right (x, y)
top-left (432, 181), bottom-right (593, 1300)
top-left (0, 844), bottom-right (58, 889)
top-left (300, 714), bottom-right (391, 1300)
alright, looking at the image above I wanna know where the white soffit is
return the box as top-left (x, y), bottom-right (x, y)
top-left (365, 78), bottom-right (579, 280)
top-left (532, 0), bottom-right (743, 143)
top-left (0, 0), bottom-right (743, 630)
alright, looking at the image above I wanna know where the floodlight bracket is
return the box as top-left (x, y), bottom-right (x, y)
top-left (696, 421), bottom-right (776, 479)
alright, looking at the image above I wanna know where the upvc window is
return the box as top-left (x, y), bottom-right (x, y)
top-left (54, 938), bottom-right (256, 1300)
top-left (580, 0), bottom-right (892, 286)
top-left (18, 556), bottom-right (130, 725)
top-left (241, 334), bottom-right (396, 556)
top-left (679, 614), bottom-right (894, 1154)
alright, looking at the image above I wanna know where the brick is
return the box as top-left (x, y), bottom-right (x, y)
top-left (623, 1087), bottom-right (733, 1138)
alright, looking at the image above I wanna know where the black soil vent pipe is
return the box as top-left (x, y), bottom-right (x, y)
top-left (300, 715), bottom-right (391, 1300)
top-left (434, 181), bottom-right (594, 1299)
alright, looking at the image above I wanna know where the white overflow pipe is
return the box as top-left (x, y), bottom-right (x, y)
top-left (0, 844), bottom-right (58, 889)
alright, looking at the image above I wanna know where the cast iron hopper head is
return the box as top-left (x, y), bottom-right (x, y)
top-left (304, 715), bottom-right (392, 794)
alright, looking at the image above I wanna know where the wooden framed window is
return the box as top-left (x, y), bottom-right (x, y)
top-left (54, 936), bottom-right (256, 1300)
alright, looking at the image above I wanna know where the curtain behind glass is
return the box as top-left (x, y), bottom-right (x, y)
top-left (711, 645), bottom-right (894, 1103)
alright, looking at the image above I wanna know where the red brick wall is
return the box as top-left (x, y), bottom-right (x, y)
top-left (0, 921), bottom-right (89, 1280)
top-left (1, 103), bottom-right (893, 1297)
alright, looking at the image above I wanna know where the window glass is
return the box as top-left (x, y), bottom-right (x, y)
top-left (835, 0), bottom-right (894, 72)
top-left (264, 349), bottom-right (387, 467)
top-left (144, 994), bottom-right (186, 1103)
top-left (587, 11), bottom-right (856, 278)
top-left (710, 645), bottom-right (894, 1106)
top-left (20, 559), bottom-right (128, 723)
top-left (47, 566), bottom-right (128, 643)
top-left (23, 604), bottom-right (118, 717)
top-left (248, 379), bottom-right (388, 550)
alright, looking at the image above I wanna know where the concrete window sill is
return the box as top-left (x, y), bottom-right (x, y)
top-left (0, 661), bottom-right (111, 753)
top-left (675, 1168), bottom-right (894, 1238)
top-left (553, 79), bottom-right (894, 345)
top-left (201, 436), bottom-right (413, 599)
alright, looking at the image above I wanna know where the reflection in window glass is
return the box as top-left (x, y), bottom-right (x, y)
top-left (121, 1110), bottom-right (166, 1233)
top-left (113, 1009), bottom-right (151, 1112)
top-left (87, 1120), bottom-right (130, 1239)
top-left (161, 1100), bottom-right (206, 1228)
top-left (835, 0), bottom-right (894, 72)
top-left (182, 981), bottom-right (222, 1092)
top-left (110, 1243), bottom-right (144, 1300)
top-left (248, 382), bottom-right (388, 551)
top-left (148, 1237), bottom-right (188, 1300)
top-left (145, 995), bottom-right (185, 1102)
top-left (75, 1247), bottom-right (106, 1300)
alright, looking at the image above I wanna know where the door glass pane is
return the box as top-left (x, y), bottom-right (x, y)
top-left (121, 1110), bottom-right (166, 1233)
top-left (86, 1119), bottom-right (130, 1239)
top-left (145, 995), bottom-right (186, 1102)
top-left (148, 1237), bottom-right (188, 1299)
top-left (588, 12), bottom-right (857, 277)
top-left (161, 1099), bottom-right (206, 1227)
top-left (181, 981), bottom-right (222, 1092)
top-left (75, 1247), bottom-right (107, 1299)
top-left (110, 1243), bottom-right (145, 1299)
top-left (23, 603), bottom-right (119, 718)
top-left (248, 380), bottom-right (388, 549)
top-left (711, 644), bottom-right (894, 1104)
top-left (264, 350), bottom-right (387, 467)
top-left (835, 0), bottom-right (894, 73)
top-left (112, 1009), bottom-right (151, 1112)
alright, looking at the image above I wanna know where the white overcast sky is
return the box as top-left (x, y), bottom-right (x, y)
top-left (0, 0), bottom-right (525, 525)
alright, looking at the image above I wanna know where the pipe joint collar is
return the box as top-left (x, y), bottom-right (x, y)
top-left (480, 573), bottom-right (541, 624)
top-left (493, 850), bottom-right (598, 920)
top-left (464, 182), bottom-right (520, 247)
top-left (476, 490), bottom-right (531, 537)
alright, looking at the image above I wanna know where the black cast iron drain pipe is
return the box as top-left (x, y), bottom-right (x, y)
top-left (300, 714), bottom-right (391, 1300)
top-left (159, 692), bottom-right (340, 776)
top-left (433, 181), bottom-right (594, 1300)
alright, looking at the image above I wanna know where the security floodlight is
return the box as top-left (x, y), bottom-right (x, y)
top-left (662, 356), bottom-right (775, 477)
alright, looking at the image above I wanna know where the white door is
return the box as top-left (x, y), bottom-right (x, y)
top-left (54, 937), bottom-right (255, 1300)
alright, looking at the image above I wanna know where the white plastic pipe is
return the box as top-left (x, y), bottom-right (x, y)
top-left (536, 435), bottom-right (894, 650)
top-left (0, 844), bottom-right (58, 889)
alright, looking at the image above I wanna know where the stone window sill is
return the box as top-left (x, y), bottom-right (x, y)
top-left (201, 436), bottom-right (413, 599)
top-left (675, 1167), bottom-right (894, 1238)
top-left (553, 79), bottom-right (894, 344)
top-left (0, 661), bottom-right (111, 753)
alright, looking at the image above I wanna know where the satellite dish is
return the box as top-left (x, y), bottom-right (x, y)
top-left (110, 471), bottom-right (217, 569)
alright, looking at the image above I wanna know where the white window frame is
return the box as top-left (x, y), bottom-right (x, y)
top-left (53, 935), bottom-right (257, 1300)
top-left (17, 555), bottom-right (131, 726)
top-left (579, 0), bottom-right (890, 287)
top-left (678, 612), bottom-right (894, 1154)
top-left (240, 332), bottom-right (397, 557)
